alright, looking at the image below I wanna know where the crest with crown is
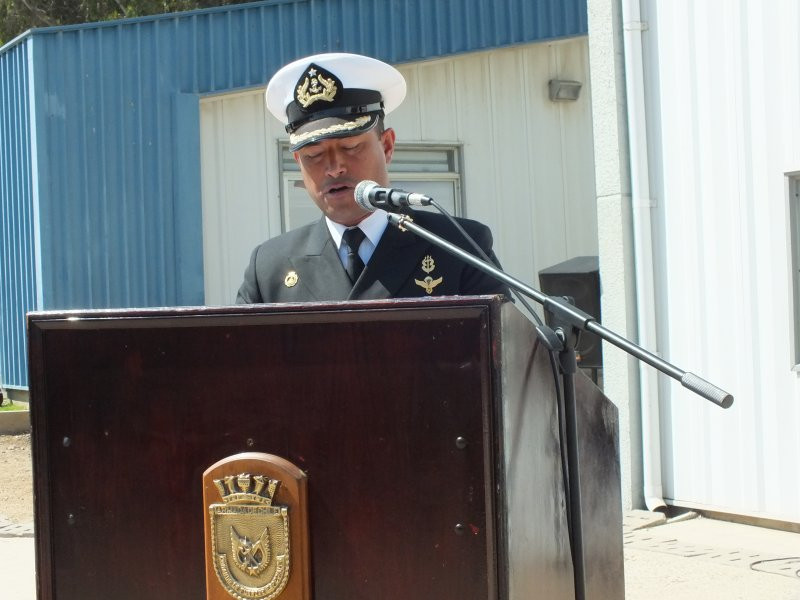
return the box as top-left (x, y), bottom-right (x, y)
top-left (213, 473), bottom-right (281, 506)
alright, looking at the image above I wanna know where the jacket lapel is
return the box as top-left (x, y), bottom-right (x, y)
top-left (291, 219), bottom-right (353, 301)
top-left (350, 222), bottom-right (426, 300)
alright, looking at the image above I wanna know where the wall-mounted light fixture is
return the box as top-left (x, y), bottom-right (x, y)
top-left (548, 79), bottom-right (582, 102)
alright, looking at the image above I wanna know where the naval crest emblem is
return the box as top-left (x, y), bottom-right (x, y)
top-left (204, 453), bottom-right (310, 600)
top-left (210, 474), bottom-right (290, 600)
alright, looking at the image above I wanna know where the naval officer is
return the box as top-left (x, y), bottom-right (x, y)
top-left (236, 52), bottom-right (508, 304)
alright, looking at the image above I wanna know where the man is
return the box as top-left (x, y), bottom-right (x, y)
top-left (236, 52), bottom-right (508, 304)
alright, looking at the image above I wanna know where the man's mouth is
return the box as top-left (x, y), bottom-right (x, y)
top-left (326, 184), bottom-right (352, 196)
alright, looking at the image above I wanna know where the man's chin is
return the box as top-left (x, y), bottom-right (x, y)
top-left (324, 206), bottom-right (370, 226)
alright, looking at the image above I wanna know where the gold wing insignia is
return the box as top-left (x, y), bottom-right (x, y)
top-left (415, 276), bottom-right (444, 295)
top-left (231, 526), bottom-right (271, 577)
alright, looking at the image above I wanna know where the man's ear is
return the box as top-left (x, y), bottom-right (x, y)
top-left (381, 128), bottom-right (396, 164)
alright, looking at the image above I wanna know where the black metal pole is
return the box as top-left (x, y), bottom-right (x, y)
top-left (385, 212), bottom-right (733, 409)
top-left (556, 326), bottom-right (587, 600)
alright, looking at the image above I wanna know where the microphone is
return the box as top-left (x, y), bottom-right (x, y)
top-left (354, 180), bottom-right (433, 211)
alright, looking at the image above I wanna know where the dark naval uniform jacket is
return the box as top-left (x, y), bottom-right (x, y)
top-left (236, 210), bottom-right (508, 303)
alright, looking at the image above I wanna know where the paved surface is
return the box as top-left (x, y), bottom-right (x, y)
top-left (0, 523), bottom-right (35, 600)
top-left (0, 516), bottom-right (33, 538)
top-left (2, 510), bottom-right (798, 599)
top-left (623, 510), bottom-right (800, 599)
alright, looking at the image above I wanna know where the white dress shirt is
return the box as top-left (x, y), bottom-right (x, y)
top-left (326, 209), bottom-right (389, 269)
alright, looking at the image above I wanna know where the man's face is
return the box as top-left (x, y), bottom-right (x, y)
top-left (293, 127), bottom-right (396, 226)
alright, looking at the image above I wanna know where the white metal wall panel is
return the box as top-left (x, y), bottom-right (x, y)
top-left (392, 41), bottom-right (598, 299)
top-left (199, 40), bottom-right (598, 309)
top-left (200, 90), bottom-right (285, 306)
top-left (645, 0), bottom-right (800, 522)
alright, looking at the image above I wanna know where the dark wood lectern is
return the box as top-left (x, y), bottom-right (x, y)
top-left (28, 296), bottom-right (623, 599)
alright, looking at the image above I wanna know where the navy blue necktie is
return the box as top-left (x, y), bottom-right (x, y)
top-left (341, 227), bottom-right (366, 283)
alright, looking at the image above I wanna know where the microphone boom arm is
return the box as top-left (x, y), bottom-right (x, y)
top-left (386, 212), bottom-right (733, 409)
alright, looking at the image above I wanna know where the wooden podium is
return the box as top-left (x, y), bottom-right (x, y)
top-left (27, 296), bottom-right (623, 599)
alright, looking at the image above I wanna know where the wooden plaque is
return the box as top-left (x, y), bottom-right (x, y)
top-left (203, 453), bottom-right (310, 600)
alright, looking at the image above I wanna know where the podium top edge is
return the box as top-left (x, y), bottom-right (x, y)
top-left (27, 295), bottom-right (509, 324)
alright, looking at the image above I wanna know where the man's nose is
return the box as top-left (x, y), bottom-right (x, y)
top-left (324, 150), bottom-right (346, 177)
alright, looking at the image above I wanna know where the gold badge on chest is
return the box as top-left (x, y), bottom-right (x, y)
top-left (415, 254), bottom-right (443, 294)
top-left (284, 271), bottom-right (299, 288)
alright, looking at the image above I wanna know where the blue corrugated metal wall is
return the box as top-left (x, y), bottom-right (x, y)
top-left (0, 40), bottom-right (36, 389)
top-left (0, 0), bottom-right (586, 388)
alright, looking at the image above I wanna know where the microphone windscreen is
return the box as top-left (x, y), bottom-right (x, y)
top-left (354, 180), bottom-right (379, 211)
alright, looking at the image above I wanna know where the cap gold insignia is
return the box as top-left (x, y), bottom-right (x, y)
top-left (421, 255), bottom-right (435, 274)
top-left (296, 66), bottom-right (338, 108)
top-left (284, 271), bottom-right (299, 288)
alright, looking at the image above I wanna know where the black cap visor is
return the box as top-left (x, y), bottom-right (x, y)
top-left (288, 112), bottom-right (382, 151)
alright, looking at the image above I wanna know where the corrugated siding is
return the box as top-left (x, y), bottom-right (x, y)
top-left (32, 23), bottom-right (203, 309)
top-left (0, 40), bottom-right (36, 388)
top-left (647, 0), bottom-right (800, 522)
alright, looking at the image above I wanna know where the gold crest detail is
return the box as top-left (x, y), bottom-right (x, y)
top-left (296, 68), bottom-right (337, 108)
top-left (421, 255), bottom-right (435, 274)
top-left (210, 474), bottom-right (290, 600)
top-left (231, 526), bottom-right (271, 577)
top-left (284, 271), bottom-right (299, 288)
top-left (415, 275), bottom-right (444, 295)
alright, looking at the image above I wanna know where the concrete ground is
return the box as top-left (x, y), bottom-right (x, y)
top-left (623, 510), bottom-right (800, 599)
top-left (0, 534), bottom-right (34, 600)
top-left (2, 511), bottom-right (798, 599)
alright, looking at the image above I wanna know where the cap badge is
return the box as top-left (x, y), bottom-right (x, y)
top-left (421, 255), bottom-right (436, 274)
top-left (295, 63), bottom-right (338, 108)
top-left (284, 271), bottom-right (299, 288)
